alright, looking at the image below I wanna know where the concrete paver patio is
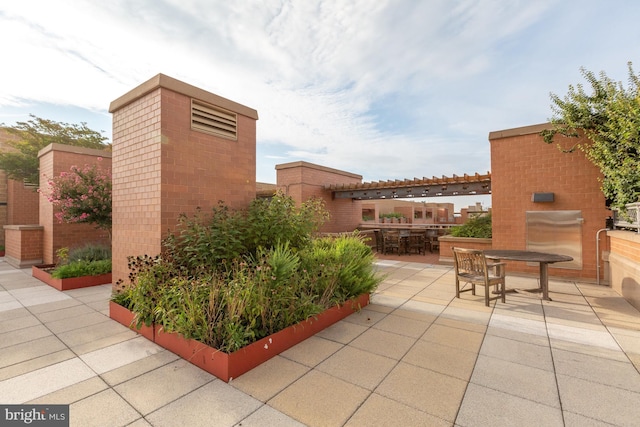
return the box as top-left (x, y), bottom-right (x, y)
top-left (1, 257), bottom-right (639, 426)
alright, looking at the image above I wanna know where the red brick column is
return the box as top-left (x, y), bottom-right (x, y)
top-left (3, 225), bottom-right (43, 268)
top-left (37, 144), bottom-right (111, 264)
top-left (276, 161), bottom-right (362, 233)
top-left (109, 74), bottom-right (258, 290)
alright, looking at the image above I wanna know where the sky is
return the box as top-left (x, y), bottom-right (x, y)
top-left (1, 0), bottom-right (639, 210)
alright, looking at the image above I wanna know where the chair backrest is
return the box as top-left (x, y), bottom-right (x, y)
top-left (452, 247), bottom-right (489, 277)
top-left (408, 231), bottom-right (424, 243)
top-left (384, 230), bottom-right (400, 241)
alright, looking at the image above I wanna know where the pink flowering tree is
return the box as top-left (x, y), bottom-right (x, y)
top-left (44, 162), bottom-right (112, 235)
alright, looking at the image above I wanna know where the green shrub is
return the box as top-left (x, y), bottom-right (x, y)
top-left (300, 233), bottom-right (379, 305)
top-left (68, 244), bottom-right (111, 262)
top-left (51, 259), bottom-right (111, 279)
top-left (162, 203), bottom-right (246, 272)
top-left (379, 212), bottom-right (404, 219)
top-left (450, 214), bottom-right (492, 238)
top-left (126, 255), bottom-right (177, 328)
top-left (117, 204), bottom-right (381, 352)
top-left (162, 192), bottom-right (329, 273)
top-left (111, 286), bottom-right (133, 309)
top-left (242, 192), bottom-right (329, 254)
top-left (128, 244), bottom-right (325, 352)
top-left (50, 243), bottom-right (111, 279)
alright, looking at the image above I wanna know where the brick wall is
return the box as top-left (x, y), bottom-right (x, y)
top-left (0, 130), bottom-right (14, 247)
top-left (109, 74), bottom-right (258, 289)
top-left (0, 130), bottom-right (66, 252)
top-left (0, 171), bottom-right (6, 248)
top-left (38, 144), bottom-right (112, 264)
top-left (438, 236), bottom-right (493, 263)
top-left (489, 123), bottom-right (610, 280)
top-left (3, 225), bottom-right (43, 267)
top-left (276, 161), bottom-right (362, 233)
top-left (8, 179), bottom-right (39, 225)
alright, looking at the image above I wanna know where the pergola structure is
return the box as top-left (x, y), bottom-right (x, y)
top-left (326, 172), bottom-right (492, 200)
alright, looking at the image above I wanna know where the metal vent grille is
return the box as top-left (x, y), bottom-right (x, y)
top-left (191, 99), bottom-right (237, 140)
top-left (23, 178), bottom-right (38, 189)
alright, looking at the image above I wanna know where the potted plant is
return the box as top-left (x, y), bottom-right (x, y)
top-left (439, 214), bottom-right (492, 261)
top-left (33, 244), bottom-right (112, 291)
top-left (379, 212), bottom-right (405, 224)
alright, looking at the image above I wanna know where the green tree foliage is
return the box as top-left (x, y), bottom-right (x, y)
top-left (44, 163), bottom-right (112, 233)
top-left (0, 115), bottom-right (109, 185)
top-left (450, 214), bottom-right (492, 238)
top-left (541, 63), bottom-right (640, 210)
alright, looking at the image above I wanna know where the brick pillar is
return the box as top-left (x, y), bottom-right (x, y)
top-left (37, 144), bottom-right (111, 264)
top-left (276, 161), bottom-right (362, 233)
top-left (7, 178), bottom-right (39, 225)
top-left (3, 225), bottom-right (44, 268)
top-left (109, 74), bottom-right (258, 290)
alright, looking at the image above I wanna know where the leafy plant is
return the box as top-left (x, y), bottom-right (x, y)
top-left (163, 192), bottom-right (329, 272)
top-left (243, 192), bottom-right (329, 254)
top-left (162, 203), bottom-right (246, 271)
top-left (111, 286), bottom-right (133, 309)
top-left (379, 212), bottom-right (404, 219)
top-left (43, 162), bottom-right (112, 233)
top-left (541, 63), bottom-right (640, 211)
top-left (450, 214), bottom-right (492, 238)
top-left (300, 233), bottom-right (379, 306)
top-left (55, 247), bottom-right (69, 266)
top-left (126, 255), bottom-right (176, 328)
top-left (50, 243), bottom-right (112, 279)
top-left (115, 196), bottom-right (381, 353)
top-left (51, 259), bottom-right (111, 279)
top-left (67, 244), bottom-right (111, 262)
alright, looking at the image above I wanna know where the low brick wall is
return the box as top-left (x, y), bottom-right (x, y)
top-left (3, 225), bottom-right (44, 268)
top-left (438, 236), bottom-right (493, 264)
top-left (607, 230), bottom-right (640, 311)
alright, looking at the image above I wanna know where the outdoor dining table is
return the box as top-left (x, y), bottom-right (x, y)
top-left (483, 250), bottom-right (574, 301)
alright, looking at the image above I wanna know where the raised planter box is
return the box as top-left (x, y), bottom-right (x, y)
top-left (438, 236), bottom-right (493, 264)
top-left (607, 230), bottom-right (640, 311)
top-left (111, 293), bottom-right (369, 382)
top-left (108, 300), bottom-right (154, 341)
top-left (32, 264), bottom-right (112, 291)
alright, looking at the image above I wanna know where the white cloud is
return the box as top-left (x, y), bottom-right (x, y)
top-left (1, 0), bottom-right (639, 199)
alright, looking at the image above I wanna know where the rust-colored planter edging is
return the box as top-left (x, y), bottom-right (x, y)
top-left (108, 301), bottom-right (154, 341)
top-left (32, 264), bottom-right (112, 291)
top-left (152, 293), bottom-right (370, 382)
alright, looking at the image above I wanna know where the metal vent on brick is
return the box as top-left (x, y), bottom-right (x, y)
top-left (191, 99), bottom-right (237, 140)
top-left (23, 178), bottom-right (38, 189)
